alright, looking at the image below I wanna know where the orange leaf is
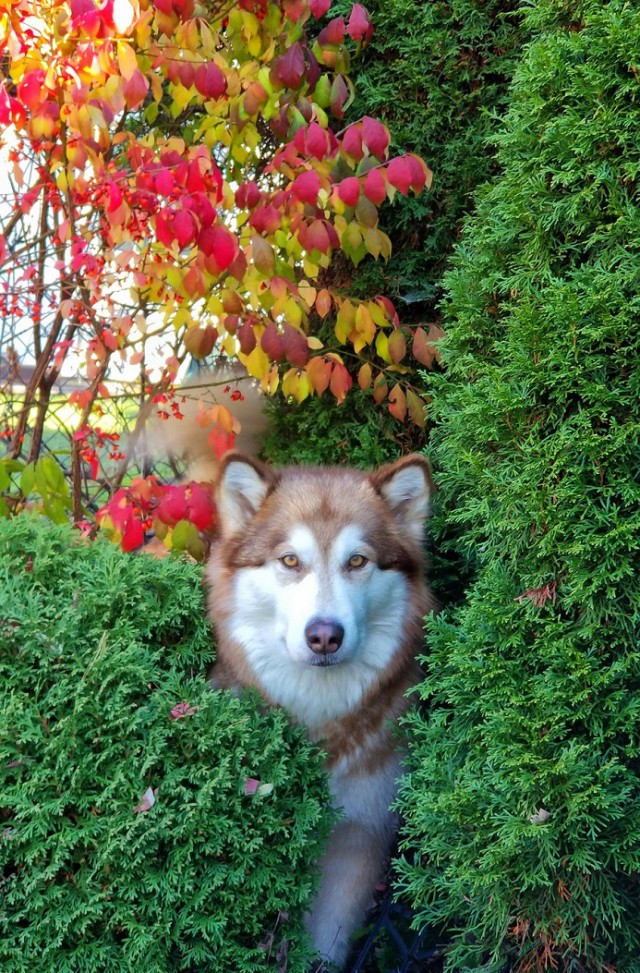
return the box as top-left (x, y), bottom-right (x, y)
top-left (316, 288), bottom-right (332, 318)
top-left (388, 328), bottom-right (407, 363)
top-left (388, 383), bottom-right (407, 422)
top-left (306, 356), bottom-right (332, 394)
top-left (357, 362), bottom-right (372, 390)
top-left (373, 372), bottom-right (388, 405)
top-left (412, 324), bottom-right (444, 368)
top-left (329, 362), bottom-right (353, 404)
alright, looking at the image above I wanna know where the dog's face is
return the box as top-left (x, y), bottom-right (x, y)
top-left (207, 454), bottom-right (432, 721)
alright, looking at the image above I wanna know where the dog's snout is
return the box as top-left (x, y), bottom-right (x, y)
top-left (305, 618), bottom-right (345, 655)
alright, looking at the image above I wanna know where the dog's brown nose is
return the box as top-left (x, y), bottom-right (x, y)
top-left (305, 618), bottom-right (345, 655)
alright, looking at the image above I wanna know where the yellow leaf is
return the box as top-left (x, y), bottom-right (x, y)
top-left (284, 296), bottom-right (303, 327)
top-left (241, 343), bottom-right (270, 380)
top-left (282, 368), bottom-right (310, 404)
top-left (261, 364), bottom-right (280, 395)
top-left (407, 389), bottom-right (427, 429)
top-left (307, 336), bottom-right (324, 350)
top-left (355, 304), bottom-right (376, 345)
top-left (335, 300), bottom-right (356, 345)
top-left (117, 41), bottom-right (138, 81)
top-left (298, 282), bottom-right (317, 309)
top-left (376, 331), bottom-right (391, 364)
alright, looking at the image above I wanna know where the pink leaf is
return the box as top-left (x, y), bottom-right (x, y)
top-left (170, 702), bottom-right (198, 720)
top-left (291, 170), bottom-right (321, 206)
top-left (309, 0), bottom-right (331, 17)
top-left (133, 786), bottom-right (157, 813)
top-left (347, 3), bottom-right (372, 42)
top-left (361, 117), bottom-right (390, 159)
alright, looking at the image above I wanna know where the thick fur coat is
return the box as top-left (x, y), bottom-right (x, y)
top-left (206, 452), bottom-right (433, 968)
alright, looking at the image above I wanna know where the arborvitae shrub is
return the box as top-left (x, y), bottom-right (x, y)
top-left (397, 2), bottom-right (640, 971)
top-left (342, 0), bottom-right (525, 307)
top-left (0, 516), bottom-right (331, 973)
top-left (261, 386), bottom-right (405, 469)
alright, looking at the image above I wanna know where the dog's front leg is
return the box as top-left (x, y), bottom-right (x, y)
top-left (306, 817), bottom-right (391, 970)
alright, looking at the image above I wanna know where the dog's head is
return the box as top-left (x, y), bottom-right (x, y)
top-left (207, 453), bottom-right (432, 719)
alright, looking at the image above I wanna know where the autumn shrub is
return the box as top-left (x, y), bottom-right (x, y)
top-left (0, 515), bottom-right (331, 973)
top-left (397, 2), bottom-right (640, 971)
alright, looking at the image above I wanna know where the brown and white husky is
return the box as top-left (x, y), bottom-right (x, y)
top-left (206, 452), bottom-right (433, 969)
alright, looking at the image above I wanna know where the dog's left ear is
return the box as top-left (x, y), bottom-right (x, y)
top-left (216, 452), bottom-right (277, 535)
top-left (370, 455), bottom-right (433, 543)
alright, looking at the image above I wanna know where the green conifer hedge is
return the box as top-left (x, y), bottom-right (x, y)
top-left (397, 1), bottom-right (640, 971)
top-left (344, 0), bottom-right (525, 307)
top-left (0, 516), bottom-right (331, 973)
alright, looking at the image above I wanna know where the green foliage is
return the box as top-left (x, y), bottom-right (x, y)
top-left (261, 386), bottom-right (407, 469)
top-left (397, 2), bottom-right (640, 971)
top-left (342, 0), bottom-right (525, 308)
top-left (0, 516), bottom-right (331, 973)
top-left (0, 456), bottom-right (72, 523)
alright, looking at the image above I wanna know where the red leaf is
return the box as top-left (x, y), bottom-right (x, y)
top-left (342, 124), bottom-right (364, 161)
top-left (17, 69), bottom-right (46, 112)
top-left (249, 205), bottom-right (282, 234)
top-left (194, 62), bottom-right (227, 100)
top-left (330, 75), bottom-right (349, 117)
top-left (123, 69), bottom-right (149, 110)
top-left (291, 170), bottom-right (321, 206)
top-left (361, 117), bottom-right (390, 159)
top-left (276, 43), bottom-right (306, 89)
top-left (210, 226), bottom-right (237, 271)
top-left (282, 325), bottom-right (310, 367)
top-left (306, 121), bottom-right (329, 160)
top-left (405, 153), bottom-right (431, 193)
top-left (261, 322), bottom-right (286, 362)
top-left (318, 16), bottom-right (345, 45)
top-left (208, 427), bottom-right (236, 459)
top-left (337, 177), bottom-right (360, 207)
top-left (155, 168), bottom-right (175, 197)
top-left (238, 320), bottom-right (257, 355)
top-left (388, 383), bottom-right (407, 422)
top-left (156, 486), bottom-right (189, 526)
top-left (186, 482), bottom-right (216, 530)
top-left (173, 210), bottom-right (196, 249)
top-left (121, 519), bottom-right (145, 552)
top-left (386, 156), bottom-right (412, 195)
top-left (235, 181), bottom-right (262, 209)
top-left (309, 0), bottom-right (331, 16)
top-left (412, 325), bottom-right (443, 368)
top-left (363, 168), bottom-right (386, 205)
top-left (347, 3), bottom-right (372, 42)
top-left (298, 219), bottom-right (330, 253)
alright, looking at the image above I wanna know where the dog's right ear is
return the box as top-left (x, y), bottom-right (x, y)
top-left (216, 452), bottom-right (276, 535)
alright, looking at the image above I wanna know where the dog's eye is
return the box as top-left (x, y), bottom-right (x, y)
top-left (280, 554), bottom-right (300, 569)
top-left (347, 554), bottom-right (368, 570)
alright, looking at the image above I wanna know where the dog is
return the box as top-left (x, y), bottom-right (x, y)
top-left (206, 451), bottom-right (433, 969)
